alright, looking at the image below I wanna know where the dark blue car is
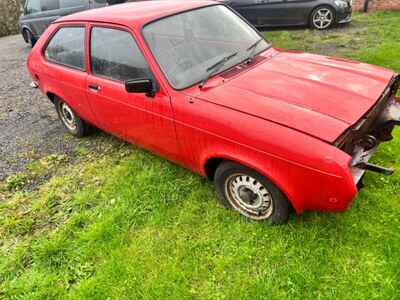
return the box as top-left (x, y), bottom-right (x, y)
top-left (224, 0), bottom-right (352, 29)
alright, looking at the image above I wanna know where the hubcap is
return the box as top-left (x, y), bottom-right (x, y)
top-left (59, 102), bottom-right (77, 131)
top-left (225, 173), bottom-right (273, 220)
top-left (313, 8), bottom-right (333, 29)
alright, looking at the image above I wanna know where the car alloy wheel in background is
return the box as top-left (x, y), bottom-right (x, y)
top-left (311, 7), bottom-right (335, 30)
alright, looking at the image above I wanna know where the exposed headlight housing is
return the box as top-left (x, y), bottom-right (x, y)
top-left (334, 0), bottom-right (349, 8)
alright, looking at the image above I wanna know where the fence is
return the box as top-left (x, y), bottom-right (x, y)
top-left (353, 0), bottom-right (400, 11)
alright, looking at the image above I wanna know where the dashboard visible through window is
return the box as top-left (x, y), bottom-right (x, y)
top-left (143, 5), bottom-right (269, 89)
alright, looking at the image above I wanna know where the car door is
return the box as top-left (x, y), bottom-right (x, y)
top-left (229, 0), bottom-right (260, 24)
top-left (86, 25), bottom-right (180, 161)
top-left (282, 0), bottom-right (316, 25)
top-left (230, 0), bottom-right (289, 26)
top-left (262, 0), bottom-right (292, 26)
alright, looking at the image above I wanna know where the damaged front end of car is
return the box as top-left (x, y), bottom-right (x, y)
top-left (335, 74), bottom-right (400, 186)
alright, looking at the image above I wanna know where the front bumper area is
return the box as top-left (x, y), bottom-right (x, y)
top-left (337, 5), bottom-right (353, 24)
top-left (339, 75), bottom-right (400, 184)
top-left (350, 98), bottom-right (400, 182)
top-left (338, 14), bottom-right (352, 24)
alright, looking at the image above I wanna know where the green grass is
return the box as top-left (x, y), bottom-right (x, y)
top-left (1, 12), bottom-right (400, 299)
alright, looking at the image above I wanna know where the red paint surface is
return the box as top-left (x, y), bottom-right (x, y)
top-left (27, 1), bottom-right (396, 214)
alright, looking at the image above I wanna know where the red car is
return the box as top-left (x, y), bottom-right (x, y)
top-left (27, 1), bottom-right (400, 223)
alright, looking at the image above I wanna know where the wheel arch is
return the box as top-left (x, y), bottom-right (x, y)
top-left (46, 91), bottom-right (57, 104)
top-left (45, 88), bottom-right (71, 107)
top-left (44, 86), bottom-right (98, 128)
top-left (202, 154), bottom-right (298, 212)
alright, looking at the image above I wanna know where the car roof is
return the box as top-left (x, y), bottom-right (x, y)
top-left (56, 1), bottom-right (217, 28)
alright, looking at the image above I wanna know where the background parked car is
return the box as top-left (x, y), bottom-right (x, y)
top-left (225, 0), bottom-right (352, 29)
top-left (19, 0), bottom-right (108, 47)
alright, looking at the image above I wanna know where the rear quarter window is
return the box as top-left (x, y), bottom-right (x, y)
top-left (44, 26), bottom-right (86, 71)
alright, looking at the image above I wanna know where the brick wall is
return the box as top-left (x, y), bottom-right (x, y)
top-left (353, 0), bottom-right (400, 11)
top-left (0, 0), bottom-right (20, 37)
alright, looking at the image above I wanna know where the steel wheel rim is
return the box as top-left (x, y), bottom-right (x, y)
top-left (313, 8), bottom-right (333, 29)
top-left (224, 173), bottom-right (273, 220)
top-left (60, 102), bottom-right (77, 131)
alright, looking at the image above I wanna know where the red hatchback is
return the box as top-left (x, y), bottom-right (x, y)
top-left (27, 1), bottom-right (400, 223)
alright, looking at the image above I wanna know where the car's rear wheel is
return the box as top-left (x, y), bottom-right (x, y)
top-left (54, 98), bottom-right (90, 137)
top-left (214, 161), bottom-right (290, 224)
top-left (310, 6), bottom-right (335, 30)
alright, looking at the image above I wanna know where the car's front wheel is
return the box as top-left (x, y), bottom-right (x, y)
top-left (214, 161), bottom-right (290, 224)
top-left (55, 98), bottom-right (90, 137)
top-left (310, 6), bottom-right (335, 30)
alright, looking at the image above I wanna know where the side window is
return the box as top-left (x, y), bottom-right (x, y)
top-left (40, 0), bottom-right (60, 11)
top-left (90, 27), bottom-right (152, 82)
top-left (26, 0), bottom-right (41, 14)
top-left (45, 26), bottom-right (86, 71)
top-left (60, 0), bottom-right (86, 9)
top-left (91, 0), bottom-right (107, 8)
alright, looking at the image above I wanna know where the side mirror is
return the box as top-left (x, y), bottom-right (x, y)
top-left (125, 78), bottom-right (155, 97)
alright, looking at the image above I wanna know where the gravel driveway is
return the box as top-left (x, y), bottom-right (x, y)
top-left (0, 35), bottom-right (79, 180)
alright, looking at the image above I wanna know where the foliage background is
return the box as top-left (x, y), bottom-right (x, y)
top-left (0, 0), bottom-right (21, 37)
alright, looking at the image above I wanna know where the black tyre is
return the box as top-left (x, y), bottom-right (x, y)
top-left (310, 6), bottom-right (335, 30)
top-left (24, 29), bottom-right (37, 47)
top-left (214, 161), bottom-right (290, 224)
top-left (54, 98), bottom-right (90, 138)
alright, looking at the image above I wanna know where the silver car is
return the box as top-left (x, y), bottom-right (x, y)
top-left (19, 0), bottom-right (108, 47)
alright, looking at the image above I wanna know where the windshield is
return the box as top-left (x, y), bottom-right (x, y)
top-left (142, 5), bottom-right (270, 90)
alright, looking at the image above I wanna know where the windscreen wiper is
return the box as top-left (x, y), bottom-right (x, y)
top-left (246, 38), bottom-right (264, 63)
top-left (199, 51), bottom-right (238, 88)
